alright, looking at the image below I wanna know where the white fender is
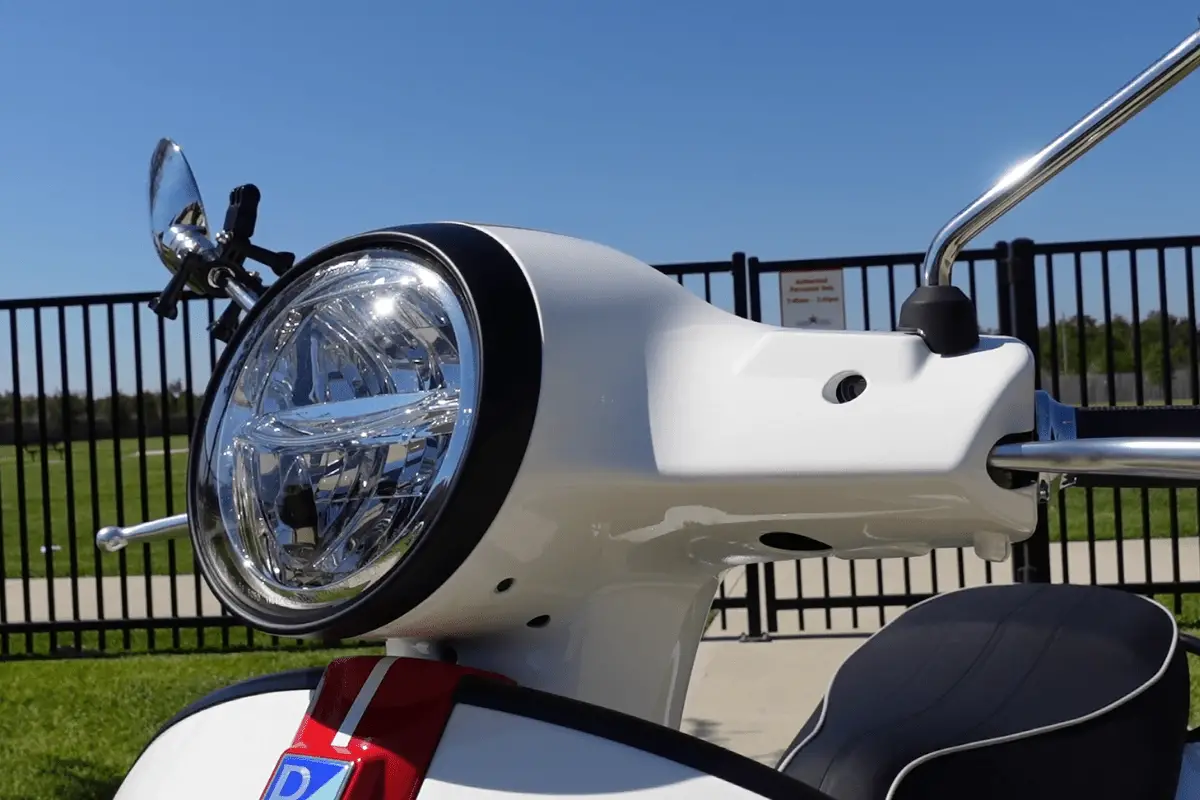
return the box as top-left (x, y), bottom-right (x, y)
top-left (418, 704), bottom-right (797, 800)
top-left (113, 689), bottom-right (313, 800)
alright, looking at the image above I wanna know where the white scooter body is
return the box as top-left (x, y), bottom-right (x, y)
top-left (421, 706), bottom-right (780, 800)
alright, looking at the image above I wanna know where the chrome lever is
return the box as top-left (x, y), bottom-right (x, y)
top-left (96, 513), bottom-right (190, 552)
top-left (988, 439), bottom-right (1200, 482)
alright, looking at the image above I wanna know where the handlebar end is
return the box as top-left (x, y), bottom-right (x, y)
top-left (96, 526), bottom-right (127, 552)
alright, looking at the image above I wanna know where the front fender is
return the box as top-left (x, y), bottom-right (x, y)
top-left (113, 668), bottom-right (322, 800)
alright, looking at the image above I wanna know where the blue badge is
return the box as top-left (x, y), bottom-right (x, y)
top-left (262, 754), bottom-right (354, 800)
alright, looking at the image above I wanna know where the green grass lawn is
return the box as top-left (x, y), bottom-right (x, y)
top-left (1049, 486), bottom-right (1200, 543)
top-left (0, 437), bottom-right (190, 579)
top-left (0, 645), bottom-right (380, 800)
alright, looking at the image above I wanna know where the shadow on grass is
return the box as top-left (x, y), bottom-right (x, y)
top-left (11, 757), bottom-right (122, 800)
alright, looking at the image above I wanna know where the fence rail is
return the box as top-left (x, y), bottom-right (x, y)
top-left (3, 233), bottom-right (1200, 657)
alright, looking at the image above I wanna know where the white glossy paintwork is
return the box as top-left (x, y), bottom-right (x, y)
top-left (112, 689), bottom-right (313, 800)
top-left (417, 704), bottom-right (780, 800)
top-left (361, 224), bottom-right (1038, 728)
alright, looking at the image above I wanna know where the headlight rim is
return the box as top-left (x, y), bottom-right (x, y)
top-left (188, 223), bottom-right (543, 640)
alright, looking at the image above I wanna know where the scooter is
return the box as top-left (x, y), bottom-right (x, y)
top-left (90, 23), bottom-right (1200, 800)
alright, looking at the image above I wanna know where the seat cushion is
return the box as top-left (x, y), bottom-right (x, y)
top-left (777, 583), bottom-right (1188, 800)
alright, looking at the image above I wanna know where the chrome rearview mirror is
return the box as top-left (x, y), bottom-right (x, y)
top-left (144, 138), bottom-right (295, 329)
top-left (148, 138), bottom-right (221, 299)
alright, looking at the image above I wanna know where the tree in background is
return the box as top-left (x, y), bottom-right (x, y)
top-left (1037, 312), bottom-right (1198, 386)
top-left (0, 384), bottom-right (206, 443)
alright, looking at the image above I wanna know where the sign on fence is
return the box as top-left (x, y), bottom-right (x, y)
top-left (779, 269), bottom-right (846, 330)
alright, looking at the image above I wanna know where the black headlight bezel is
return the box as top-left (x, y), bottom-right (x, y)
top-left (188, 223), bottom-right (543, 641)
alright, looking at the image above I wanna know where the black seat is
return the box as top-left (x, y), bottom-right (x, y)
top-left (777, 583), bottom-right (1189, 800)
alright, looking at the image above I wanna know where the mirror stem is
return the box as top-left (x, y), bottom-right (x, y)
top-left (210, 301), bottom-right (243, 344)
top-left (212, 269), bottom-right (261, 312)
top-left (148, 256), bottom-right (198, 320)
top-left (923, 25), bottom-right (1200, 287)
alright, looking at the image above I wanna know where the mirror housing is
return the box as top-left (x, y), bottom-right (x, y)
top-left (148, 138), bottom-right (222, 298)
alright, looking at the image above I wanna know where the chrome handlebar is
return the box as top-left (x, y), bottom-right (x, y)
top-left (989, 439), bottom-right (1200, 483)
top-left (985, 391), bottom-right (1200, 490)
top-left (95, 513), bottom-right (190, 552)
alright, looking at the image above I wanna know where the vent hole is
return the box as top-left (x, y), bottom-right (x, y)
top-left (526, 615), bottom-right (551, 628)
top-left (759, 532), bottom-right (831, 552)
top-left (495, 578), bottom-right (515, 593)
top-left (834, 374), bottom-right (867, 403)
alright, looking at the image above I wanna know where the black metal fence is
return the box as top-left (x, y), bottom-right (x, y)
top-left (3, 233), bottom-right (1200, 656)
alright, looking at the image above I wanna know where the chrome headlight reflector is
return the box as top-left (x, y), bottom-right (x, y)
top-left (193, 246), bottom-right (481, 620)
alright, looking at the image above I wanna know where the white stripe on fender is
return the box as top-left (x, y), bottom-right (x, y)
top-left (331, 656), bottom-right (397, 748)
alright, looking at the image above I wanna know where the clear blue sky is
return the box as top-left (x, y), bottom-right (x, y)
top-left (3, 0), bottom-right (1200, 394)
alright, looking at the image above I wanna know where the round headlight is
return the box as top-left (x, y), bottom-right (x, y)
top-left (192, 247), bottom-right (480, 624)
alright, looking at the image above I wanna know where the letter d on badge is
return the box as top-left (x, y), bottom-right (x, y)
top-left (267, 765), bottom-right (309, 800)
top-left (263, 754), bottom-right (353, 800)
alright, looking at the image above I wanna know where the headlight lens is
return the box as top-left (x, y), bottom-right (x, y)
top-left (193, 248), bottom-right (480, 615)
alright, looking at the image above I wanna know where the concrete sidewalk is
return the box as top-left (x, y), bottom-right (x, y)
top-left (3, 572), bottom-right (224, 624)
top-left (682, 635), bottom-right (866, 765)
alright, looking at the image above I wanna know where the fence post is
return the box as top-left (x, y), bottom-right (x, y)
top-left (741, 564), bottom-right (766, 642)
top-left (1000, 238), bottom-right (1053, 584)
top-left (995, 241), bottom-right (1011, 340)
top-left (747, 256), bottom-right (762, 322)
top-left (731, 252), bottom-right (749, 320)
top-left (721, 252), bottom-right (767, 640)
